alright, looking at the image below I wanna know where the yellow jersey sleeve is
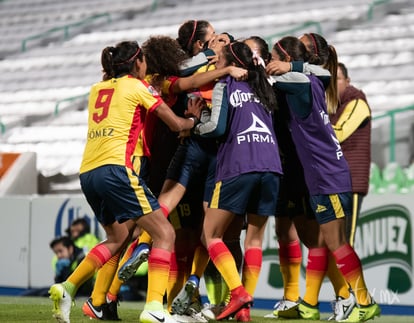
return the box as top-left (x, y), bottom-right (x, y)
top-left (333, 99), bottom-right (371, 143)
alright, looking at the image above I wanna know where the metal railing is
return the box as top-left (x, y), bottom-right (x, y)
top-left (54, 93), bottom-right (89, 115)
top-left (367, 0), bottom-right (392, 20)
top-left (21, 13), bottom-right (111, 52)
top-left (0, 119), bottom-right (5, 135)
top-left (20, 0), bottom-right (160, 52)
top-left (372, 105), bottom-right (414, 163)
top-left (263, 21), bottom-right (322, 48)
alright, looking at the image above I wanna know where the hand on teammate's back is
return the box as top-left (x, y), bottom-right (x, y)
top-left (186, 96), bottom-right (204, 120)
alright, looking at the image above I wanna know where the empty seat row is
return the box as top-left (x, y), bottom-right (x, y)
top-left (369, 162), bottom-right (414, 194)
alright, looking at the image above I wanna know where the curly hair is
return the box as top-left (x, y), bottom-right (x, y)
top-left (142, 35), bottom-right (189, 90)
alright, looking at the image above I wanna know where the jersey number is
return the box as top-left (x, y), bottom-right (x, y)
top-left (93, 89), bottom-right (114, 123)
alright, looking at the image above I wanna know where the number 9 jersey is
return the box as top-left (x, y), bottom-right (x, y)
top-left (80, 75), bottom-right (163, 174)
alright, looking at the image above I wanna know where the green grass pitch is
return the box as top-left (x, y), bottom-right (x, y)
top-left (0, 296), bottom-right (413, 322)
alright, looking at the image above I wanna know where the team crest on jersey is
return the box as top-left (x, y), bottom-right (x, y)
top-left (147, 85), bottom-right (160, 96)
top-left (236, 112), bottom-right (275, 145)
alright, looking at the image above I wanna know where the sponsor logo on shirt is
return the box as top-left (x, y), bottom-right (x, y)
top-left (331, 134), bottom-right (344, 160)
top-left (237, 112), bottom-right (276, 145)
top-left (147, 85), bottom-right (160, 97)
top-left (229, 89), bottom-right (260, 107)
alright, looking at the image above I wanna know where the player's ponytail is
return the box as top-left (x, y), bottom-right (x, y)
top-left (325, 44), bottom-right (339, 114)
top-left (224, 41), bottom-right (277, 112)
top-left (101, 41), bottom-right (143, 80)
top-left (303, 33), bottom-right (339, 114)
top-left (101, 46), bottom-right (116, 80)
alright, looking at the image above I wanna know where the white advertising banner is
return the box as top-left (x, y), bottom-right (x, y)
top-left (250, 193), bottom-right (413, 307)
top-left (0, 197), bottom-right (31, 288)
top-left (0, 193), bottom-right (413, 309)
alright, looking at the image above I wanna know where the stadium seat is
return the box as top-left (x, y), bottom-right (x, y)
top-left (1, 0), bottom-right (413, 194)
top-left (404, 163), bottom-right (414, 192)
top-left (381, 162), bottom-right (408, 193)
top-left (369, 162), bottom-right (385, 194)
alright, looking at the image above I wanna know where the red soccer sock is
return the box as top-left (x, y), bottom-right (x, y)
top-left (242, 247), bottom-right (262, 295)
top-left (303, 247), bottom-right (328, 306)
top-left (332, 244), bottom-right (370, 305)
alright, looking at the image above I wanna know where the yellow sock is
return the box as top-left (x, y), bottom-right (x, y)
top-left (66, 243), bottom-right (112, 297)
top-left (146, 247), bottom-right (171, 304)
top-left (326, 253), bottom-right (350, 299)
top-left (166, 251), bottom-right (186, 312)
top-left (91, 253), bottom-right (120, 306)
top-left (208, 240), bottom-right (241, 291)
top-left (139, 230), bottom-right (152, 245)
top-left (303, 248), bottom-right (328, 306)
top-left (333, 244), bottom-right (370, 305)
top-left (279, 240), bottom-right (302, 301)
top-left (191, 245), bottom-right (210, 278)
top-left (242, 247), bottom-right (262, 295)
top-left (108, 268), bottom-right (124, 299)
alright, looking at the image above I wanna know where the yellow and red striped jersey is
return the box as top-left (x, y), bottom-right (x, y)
top-left (80, 75), bottom-right (162, 173)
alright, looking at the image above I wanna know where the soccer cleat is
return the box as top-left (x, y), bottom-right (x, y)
top-left (106, 299), bottom-right (121, 321)
top-left (215, 286), bottom-right (253, 321)
top-left (327, 293), bottom-right (356, 321)
top-left (172, 307), bottom-right (208, 323)
top-left (140, 309), bottom-right (178, 323)
top-left (267, 297), bottom-right (300, 318)
top-left (82, 298), bottom-right (103, 320)
top-left (298, 300), bottom-right (320, 320)
top-left (171, 279), bottom-right (199, 315)
top-left (263, 300), bottom-right (279, 319)
top-left (339, 300), bottom-right (381, 322)
top-left (263, 311), bottom-right (278, 318)
top-left (234, 307), bottom-right (251, 322)
top-left (49, 283), bottom-right (73, 323)
top-left (118, 243), bottom-right (150, 282)
top-left (82, 297), bottom-right (121, 321)
top-left (201, 303), bottom-right (225, 320)
top-left (172, 313), bottom-right (204, 323)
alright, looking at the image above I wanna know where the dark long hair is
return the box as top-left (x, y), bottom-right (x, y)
top-left (302, 33), bottom-right (338, 114)
top-left (244, 36), bottom-right (272, 65)
top-left (222, 41), bottom-right (277, 112)
top-left (101, 40), bottom-right (144, 80)
top-left (177, 19), bottom-right (211, 56)
top-left (273, 36), bottom-right (309, 62)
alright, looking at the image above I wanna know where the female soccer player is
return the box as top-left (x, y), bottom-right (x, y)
top-left (197, 41), bottom-right (282, 322)
top-left (269, 36), bottom-right (380, 323)
top-left (48, 40), bottom-right (202, 323)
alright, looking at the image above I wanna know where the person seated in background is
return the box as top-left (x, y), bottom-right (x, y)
top-left (66, 217), bottom-right (100, 253)
top-left (21, 235), bottom-right (96, 297)
top-left (50, 236), bottom-right (94, 296)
